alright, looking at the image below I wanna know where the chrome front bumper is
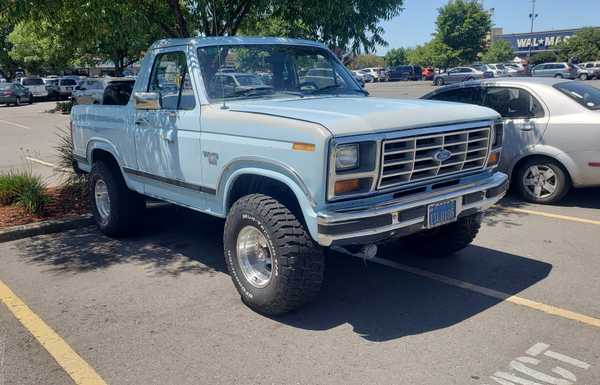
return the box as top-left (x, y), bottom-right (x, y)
top-left (316, 172), bottom-right (508, 246)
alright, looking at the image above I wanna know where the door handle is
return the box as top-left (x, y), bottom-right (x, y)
top-left (135, 118), bottom-right (148, 126)
top-left (161, 129), bottom-right (176, 143)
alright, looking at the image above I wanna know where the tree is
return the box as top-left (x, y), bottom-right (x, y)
top-left (8, 20), bottom-right (79, 74)
top-left (434, 0), bottom-right (491, 64)
top-left (481, 40), bottom-right (514, 63)
top-left (556, 27), bottom-right (600, 62)
top-left (0, 15), bottom-right (18, 78)
top-left (384, 48), bottom-right (407, 67)
top-left (529, 51), bottom-right (558, 66)
top-left (350, 54), bottom-right (384, 69)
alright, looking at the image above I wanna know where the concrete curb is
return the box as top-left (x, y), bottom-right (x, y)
top-left (0, 214), bottom-right (94, 243)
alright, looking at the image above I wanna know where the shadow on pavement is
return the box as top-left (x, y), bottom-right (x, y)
top-left (16, 204), bottom-right (552, 342)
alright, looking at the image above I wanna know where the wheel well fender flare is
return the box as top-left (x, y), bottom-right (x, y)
top-left (509, 147), bottom-right (576, 184)
top-left (220, 163), bottom-right (319, 241)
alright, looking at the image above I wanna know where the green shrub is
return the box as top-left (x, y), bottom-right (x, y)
top-left (56, 100), bottom-right (73, 114)
top-left (0, 171), bottom-right (50, 215)
top-left (55, 126), bottom-right (88, 196)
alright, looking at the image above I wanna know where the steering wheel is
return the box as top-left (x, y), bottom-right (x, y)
top-left (298, 81), bottom-right (319, 92)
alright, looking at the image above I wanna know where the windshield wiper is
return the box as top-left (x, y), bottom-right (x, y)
top-left (309, 84), bottom-right (342, 95)
top-left (308, 84), bottom-right (368, 96)
top-left (232, 86), bottom-right (274, 97)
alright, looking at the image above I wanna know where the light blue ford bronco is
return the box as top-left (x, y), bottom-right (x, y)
top-left (71, 37), bottom-right (508, 314)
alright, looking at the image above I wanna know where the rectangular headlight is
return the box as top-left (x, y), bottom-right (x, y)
top-left (335, 144), bottom-right (359, 171)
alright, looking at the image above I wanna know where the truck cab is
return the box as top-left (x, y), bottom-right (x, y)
top-left (71, 37), bottom-right (508, 314)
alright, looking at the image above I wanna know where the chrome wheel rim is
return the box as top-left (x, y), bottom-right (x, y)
top-left (94, 179), bottom-right (111, 223)
top-left (522, 165), bottom-right (557, 199)
top-left (236, 225), bottom-right (273, 288)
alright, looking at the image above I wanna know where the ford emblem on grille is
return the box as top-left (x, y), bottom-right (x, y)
top-left (433, 149), bottom-right (452, 162)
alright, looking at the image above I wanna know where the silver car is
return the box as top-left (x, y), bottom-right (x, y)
top-left (531, 62), bottom-right (578, 79)
top-left (433, 66), bottom-right (492, 86)
top-left (422, 78), bottom-right (600, 203)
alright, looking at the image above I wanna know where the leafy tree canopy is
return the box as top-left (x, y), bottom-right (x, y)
top-left (529, 51), bottom-right (558, 66)
top-left (434, 0), bottom-right (491, 64)
top-left (384, 47), bottom-right (407, 67)
top-left (2, 0), bottom-right (405, 75)
top-left (481, 40), bottom-right (514, 63)
top-left (557, 27), bottom-right (600, 62)
top-left (349, 54), bottom-right (384, 70)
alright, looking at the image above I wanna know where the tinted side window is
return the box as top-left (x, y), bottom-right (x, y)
top-left (483, 87), bottom-right (544, 119)
top-left (428, 87), bottom-right (483, 105)
top-left (148, 51), bottom-right (196, 110)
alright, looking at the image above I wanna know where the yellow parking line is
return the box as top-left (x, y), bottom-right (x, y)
top-left (503, 207), bottom-right (600, 226)
top-left (367, 256), bottom-right (600, 329)
top-left (0, 279), bottom-right (108, 385)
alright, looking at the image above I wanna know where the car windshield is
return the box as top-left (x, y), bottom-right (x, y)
top-left (45, 79), bottom-right (58, 85)
top-left (554, 82), bottom-right (600, 110)
top-left (197, 44), bottom-right (363, 101)
top-left (60, 79), bottom-right (77, 85)
top-left (22, 78), bottom-right (44, 86)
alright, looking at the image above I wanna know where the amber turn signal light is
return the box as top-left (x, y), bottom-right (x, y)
top-left (335, 179), bottom-right (361, 195)
top-left (487, 152), bottom-right (500, 167)
top-left (292, 142), bottom-right (315, 152)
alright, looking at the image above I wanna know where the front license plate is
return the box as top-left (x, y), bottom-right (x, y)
top-left (427, 199), bottom-right (458, 228)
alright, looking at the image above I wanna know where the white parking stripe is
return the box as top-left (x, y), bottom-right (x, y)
top-left (0, 119), bottom-right (31, 130)
top-left (25, 157), bottom-right (70, 172)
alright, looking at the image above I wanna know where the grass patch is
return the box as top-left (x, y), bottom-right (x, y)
top-left (55, 126), bottom-right (89, 199)
top-left (0, 171), bottom-right (50, 215)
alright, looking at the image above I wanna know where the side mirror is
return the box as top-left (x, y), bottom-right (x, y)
top-left (134, 91), bottom-right (160, 110)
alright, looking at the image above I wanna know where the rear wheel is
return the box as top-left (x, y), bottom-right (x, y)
top-left (435, 78), bottom-right (444, 86)
top-left (89, 160), bottom-right (145, 237)
top-left (554, 74), bottom-right (564, 79)
top-left (515, 158), bottom-right (570, 204)
top-left (579, 73), bottom-right (588, 81)
top-left (403, 213), bottom-right (483, 257)
top-left (224, 194), bottom-right (324, 315)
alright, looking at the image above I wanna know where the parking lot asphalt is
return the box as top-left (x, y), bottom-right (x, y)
top-left (1, 81), bottom-right (599, 385)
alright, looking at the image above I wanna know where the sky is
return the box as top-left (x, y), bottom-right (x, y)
top-left (376, 0), bottom-right (600, 54)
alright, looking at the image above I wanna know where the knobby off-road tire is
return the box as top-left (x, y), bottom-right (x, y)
top-left (404, 213), bottom-right (483, 257)
top-left (89, 160), bottom-right (145, 237)
top-left (224, 194), bottom-right (325, 315)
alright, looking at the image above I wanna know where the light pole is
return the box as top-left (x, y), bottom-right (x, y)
top-left (527, 0), bottom-right (539, 59)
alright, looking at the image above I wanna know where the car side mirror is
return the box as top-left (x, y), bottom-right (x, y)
top-left (134, 91), bottom-right (160, 110)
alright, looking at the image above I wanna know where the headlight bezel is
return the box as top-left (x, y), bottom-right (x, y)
top-left (335, 144), bottom-right (360, 171)
top-left (327, 139), bottom-right (380, 201)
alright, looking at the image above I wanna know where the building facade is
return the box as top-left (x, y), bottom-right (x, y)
top-left (492, 27), bottom-right (593, 57)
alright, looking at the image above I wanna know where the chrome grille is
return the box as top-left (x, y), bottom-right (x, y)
top-left (378, 126), bottom-right (491, 190)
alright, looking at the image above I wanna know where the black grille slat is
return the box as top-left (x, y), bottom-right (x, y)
top-left (378, 126), bottom-right (491, 189)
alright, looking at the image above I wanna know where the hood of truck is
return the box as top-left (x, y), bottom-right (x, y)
top-left (227, 96), bottom-right (499, 137)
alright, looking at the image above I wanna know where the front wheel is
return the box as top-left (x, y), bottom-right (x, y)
top-left (403, 213), bottom-right (483, 257)
top-left (515, 158), bottom-right (570, 204)
top-left (434, 78), bottom-right (444, 86)
top-left (579, 73), bottom-right (588, 81)
top-left (89, 161), bottom-right (145, 237)
top-left (554, 74), bottom-right (564, 79)
top-left (224, 194), bottom-right (324, 315)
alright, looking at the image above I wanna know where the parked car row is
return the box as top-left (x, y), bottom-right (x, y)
top-left (0, 82), bottom-right (34, 106)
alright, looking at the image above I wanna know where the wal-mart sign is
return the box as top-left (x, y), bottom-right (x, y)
top-left (495, 28), bottom-right (581, 55)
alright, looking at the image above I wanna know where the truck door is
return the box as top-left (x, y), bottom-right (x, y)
top-left (133, 48), bottom-right (205, 208)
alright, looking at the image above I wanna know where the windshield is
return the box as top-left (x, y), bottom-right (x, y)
top-left (45, 79), bottom-right (58, 85)
top-left (554, 82), bottom-right (600, 110)
top-left (197, 44), bottom-right (363, 102)
top-left (22, 78), bottom-right (44, 86)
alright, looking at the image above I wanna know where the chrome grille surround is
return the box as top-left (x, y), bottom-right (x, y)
top-left (378, 125), bottom-right (492, 190)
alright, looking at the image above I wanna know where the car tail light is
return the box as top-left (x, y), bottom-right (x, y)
top-left (2, 90), bottom-right (12, 96)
